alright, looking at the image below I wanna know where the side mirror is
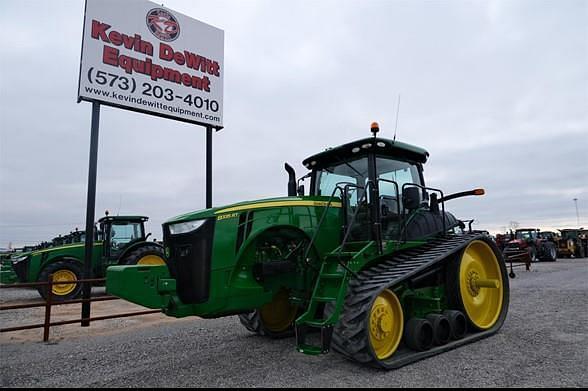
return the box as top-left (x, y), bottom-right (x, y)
top-left (429, 193), bottom-right (439, 214)
top-left (402, 186), bottom-right (421, 210)
top-left (297, 184), bottom-right (305, 196)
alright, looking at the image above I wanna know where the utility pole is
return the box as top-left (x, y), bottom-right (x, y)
top-left (573, 198), bottom-right (580, 227)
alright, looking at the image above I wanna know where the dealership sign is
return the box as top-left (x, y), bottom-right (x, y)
top-left (78, 0), bottom-right (224, 127)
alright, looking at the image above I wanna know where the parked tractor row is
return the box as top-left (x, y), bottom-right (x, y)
top-left (495, 228), bottom-right (587, 262)
top-left (0, 213), bottom-right (165, 301)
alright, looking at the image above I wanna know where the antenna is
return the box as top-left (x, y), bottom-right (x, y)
top-left (393, 94), bottom-right (401, 143)
top-left (117, 194), bottom-right (122, 216)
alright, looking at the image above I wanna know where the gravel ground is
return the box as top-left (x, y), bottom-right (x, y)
top-left (1, 258), bottom-right (587, 388)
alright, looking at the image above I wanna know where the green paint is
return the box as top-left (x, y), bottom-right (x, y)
top-left (3, 215), bottom-right (162, 299)
top-left (105, 135), bottom-right (463, 356)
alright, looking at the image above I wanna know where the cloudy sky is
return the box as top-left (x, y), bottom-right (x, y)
top-left (1, 0), bottom-right (587, 247)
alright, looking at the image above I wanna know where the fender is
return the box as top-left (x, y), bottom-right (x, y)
top-left (231, 224), bottom-right (320, 284)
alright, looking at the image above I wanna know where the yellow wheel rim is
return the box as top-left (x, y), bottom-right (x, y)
top-left (137, 255), bottom-right (166, 265)
top-left (52, 269), bottom-right (77, 296)
top-left (259, 289), bottom-right (298, 332)
top-left (459, 240), bottom-right (504, 330)
top-left (369, 289), bottom-right (404, 360)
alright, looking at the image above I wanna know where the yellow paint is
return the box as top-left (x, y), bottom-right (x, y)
top-left (217, 212), bottom-right (239, 221)
top-left (369, 289), bottom-right (404, 360)
top-left (51, 269), bottom-right (78, 296)
top-left (215, 200), bottom-right (342, 215)
top-left (137, 255), bottom-right (166, 265)
top-left (459, 240), bottom-right (504, 330)
top-left (259, 289), bottom-right (298, 333)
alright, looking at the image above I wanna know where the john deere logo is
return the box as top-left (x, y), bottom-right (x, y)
top-left (164, 247), bottom-right (170, 258)
top-left (146, 8), bottom-right (180, 42)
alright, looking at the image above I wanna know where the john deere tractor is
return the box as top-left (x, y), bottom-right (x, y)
top-left (6, 214), bottom-right (165, 301)
top-left (107, 124), bottom-right (509, 368)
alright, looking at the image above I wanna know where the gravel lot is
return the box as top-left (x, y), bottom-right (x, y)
top-left (1, 258), bottom-right (587, 388)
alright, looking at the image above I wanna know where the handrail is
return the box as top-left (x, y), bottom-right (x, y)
top-left (376, 178), bottom-right (401, 218)
top-left (400, 182), bottom-right (447, 239)
top-left (302, 184), bottom-right (347, 261)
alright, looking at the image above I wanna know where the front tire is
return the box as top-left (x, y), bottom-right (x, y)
top-left (122, 244), bottom-right (166, 265)
top-left (542, 243), bottom-right (557, 262)
top-left (37, 260), bottom-right (83, 301)
top-left (238, 289), bottom-right (298, 338)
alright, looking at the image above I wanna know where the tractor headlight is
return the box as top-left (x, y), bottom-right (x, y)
top-left (13, 255), bottom-right (29, 264)
top-left (168, 219), bottom-right (206, 235)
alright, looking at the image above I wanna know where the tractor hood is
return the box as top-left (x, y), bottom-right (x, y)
top-left (165, 196), bottom-right (337, 224)
top-left (507, 239), bottom-right (525, 246)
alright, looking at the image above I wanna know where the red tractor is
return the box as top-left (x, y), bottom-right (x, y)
top-left (503, 228), bottom-right (557, 262)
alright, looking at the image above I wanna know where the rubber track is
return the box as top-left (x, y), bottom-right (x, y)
top-left (331, 232), bottom-right (504, 369)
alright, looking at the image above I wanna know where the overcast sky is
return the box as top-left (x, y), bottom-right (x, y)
top-left (1, 0), bottom-right (587, 247)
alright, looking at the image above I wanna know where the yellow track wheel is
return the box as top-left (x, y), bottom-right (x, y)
top-left (458, 240), bottom-right (504, 330)
top-left (137, 255), bottom-right (166, 265)
top-left (259, 289), bottom-right (298, 333)
top-left (52, 269), bottom-right (77, 296)
top-left (369, 289), bottom-right (404, 360)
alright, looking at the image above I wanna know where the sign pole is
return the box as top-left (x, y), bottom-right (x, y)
top-left (81, 101), bottom-right (101, 327)
top-left (206, 125), bottom-right (213, 209)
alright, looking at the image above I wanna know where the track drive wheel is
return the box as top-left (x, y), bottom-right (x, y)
top-left (447, 239), bottom-right (509, 331)
top-left (238, 289), bottom-right (298, 338)
top-left (37, 260), bottom-right (83, 301)
top-left (122, 244), bottom-right (166, 265)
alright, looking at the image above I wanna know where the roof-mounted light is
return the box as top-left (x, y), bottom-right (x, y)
top-left (370, 122), bottom-right (379, 137)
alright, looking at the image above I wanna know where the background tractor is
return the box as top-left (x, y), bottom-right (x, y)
top-left (4, 213), bottom-right (165, 301)
top-left (502, 228), bottom-right (557, 262)
top-left (557, 229), bottom-right (588, 258)
top-left (107, 124), bottom-right (509, 369)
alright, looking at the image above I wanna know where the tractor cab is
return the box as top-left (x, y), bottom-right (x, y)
top-left (514, 229), bottom-right (539, 242)
top-left (98, 215), bottom-right (150, 263)
top-left (299, 123), bottom-right (460, 248)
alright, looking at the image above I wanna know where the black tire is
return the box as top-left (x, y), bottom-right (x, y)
top-left (237, 310), bottom-right (295, 339)
top-left (425, 313), bottom-right (451, 345)
top-left (121, 244), bottom-right (165, 265)
top-left (443, 310), bottom-right (467, 340)
top-left (238, 288), bottom-right (299, 339)
top-left (37, 260), bottom-right (83, 301)
top-left (541, 243), bottom-right (557, 262)
top-left (404, 318), bottom-right (434, 351)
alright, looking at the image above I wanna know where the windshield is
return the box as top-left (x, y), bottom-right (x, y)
top-left (109, 222), bottom-right (144, 255)
top-left (316, 157), bottom-right (368, 199)
top-left (515, 231), bottom-right (534, 240)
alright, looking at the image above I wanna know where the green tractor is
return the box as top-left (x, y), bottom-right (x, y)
top-left (4, 214), bottom-right (165, 301)
top-left (107, 124), bottom-right (509, 368)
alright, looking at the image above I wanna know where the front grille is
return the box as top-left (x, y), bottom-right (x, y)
top-left (12, 258), bottom-right (30, 282)
top-left (163, 219), bottom-right (215, 304)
